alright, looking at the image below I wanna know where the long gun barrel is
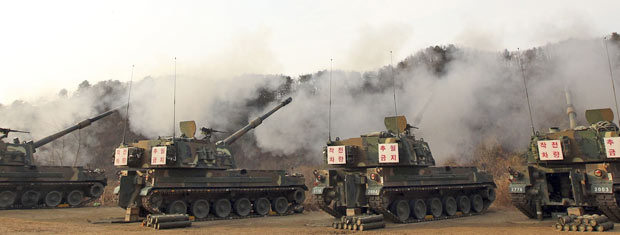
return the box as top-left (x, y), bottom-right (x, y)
top-left (33, 107), bottom-right (121, 148)
top-left (217, 97), bottom-right (292, 146)
top-left (0, 128), bottom-right (30, 134)
top-left (565, 88), bottom-right (577, 129)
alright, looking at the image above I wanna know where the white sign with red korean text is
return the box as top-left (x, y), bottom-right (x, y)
top-left (537, 140), bottom-right (563, 160)
top-left (327, 146), bottom-right (346, 164)
top-left (378, 143), bottom-right (399, 163)
top-left (151, 146), bottom-right (167, 165)
top-left (604, 137), bottom-right (620, 158)
top-left (114, 148), bottom-right (128, 166)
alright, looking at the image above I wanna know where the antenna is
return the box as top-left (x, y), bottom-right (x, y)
top-left (173, 57), bottom-right (177, 141)
top-left (121, 65), bottom-right (134, 145)
top-left (390, 51), bottom-right (398, 117)
top-left (604, 36), bottom-right (620, 124)
top-left (390, 50), bottom-right (399, 137)
top-left (517, 48), bottom-right (536, 135)
top-left (328, 58), bottom-right (333, 141)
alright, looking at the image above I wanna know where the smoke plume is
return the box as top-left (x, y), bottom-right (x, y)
top-left (1, 35), bottom-right (619, 168)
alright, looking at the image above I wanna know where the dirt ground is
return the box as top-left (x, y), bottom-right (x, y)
top-left (0, 207), bottom-right (619, 235)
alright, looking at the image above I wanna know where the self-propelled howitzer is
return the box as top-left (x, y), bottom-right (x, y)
top-left (311, 116), bottom-right (496, 223)
top-left (0, 107), bottom-right (119, 209)
top-left (114, 97), bottom-right (307, 221)
top-left (508, 92), bottom-right (620, 221)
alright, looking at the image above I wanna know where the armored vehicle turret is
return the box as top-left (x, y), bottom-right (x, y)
top-left (509, 94), bottom-right (620, 221)
top-left (0, 108), bottom-right (118, 209)
top-left (114, 97), bottom-right (307, 221)
top-left (311, 116), bottom-right (496, 223)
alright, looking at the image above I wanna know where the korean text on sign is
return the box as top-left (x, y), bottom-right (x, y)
top-left (537, 140), bottom-right (563, 160)
top-left (604, 137), bottom-right (620, 158)
top-left (378, 143), bottom-right (399, 163)
top-left (114, 147), bottom-right (128, 166)
top-left (327, 146), bottom-right (346, 164)
top-left (151, 146), bottom-right (167, 165)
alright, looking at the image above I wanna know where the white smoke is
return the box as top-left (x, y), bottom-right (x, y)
top-left (1, 34), bottom-right (619, 166)
top-left (253, 37), bottom-right (620, 163)
top-left (0, 80), bottom-right (126, 165)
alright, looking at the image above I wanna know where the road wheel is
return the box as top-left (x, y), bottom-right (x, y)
top-left (457, 195), bottom-right (471, 214)
top-left (213, 199), bottom-right (231, 218)
top-left (89, 183), bottom-right (105, 198)
top-left (167, 200), bottom-right (187, 214)
top-left (191, 200), bottom-right (210, 219)
top-left (428, 197), bottom-right (443, 217)
top-left (486, 187), bottom-right (496, 202)
top-left (234, 198), bottom-right (252, 217)
top-left (410, 199), bottom-right (427, 220)
top-left (0, 191), bottom-right (15, 208)
top-left (254, 197), bottom-right (271, 216)
top-left (443, 196), bottom-right (457, 216)
top-left (272, 196), bottom-right (289, 214)
top-left (390, 199), bottom-right (410, 222)
top-left (471, 194), bottom-right (484, 213)
top-left (293, 189), bottom-right (306, 203)
top-left (148, 194), bottom-right (163, 210)
top-left (21, 190), bottom-right (40, 208)
top-left (67, 190), bottom-right (84, 206)
top-left (44, 191), bottom-right (62, 207)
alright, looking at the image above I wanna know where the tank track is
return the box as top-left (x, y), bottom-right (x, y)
top-left (141, 186), bottom-right (304, 222)
top-left (368, 184), bottom-right (493, 223)
top-left (313, 195), bottom-right (343, 218)
top-left (0, 181), bottom-right (102, 210)
top-left (595, 194), bottom-right (620, 222)
top-left (509, 193), bottom-right (537, 219)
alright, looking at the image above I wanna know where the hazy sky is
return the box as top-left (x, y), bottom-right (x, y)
top-left (1, 0), bottom-right (619, 104)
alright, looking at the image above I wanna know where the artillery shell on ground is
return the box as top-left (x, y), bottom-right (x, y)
top-left (563, 224), bottom-right (570, 231)
top-left (576, 217), bottom-right (584, 224)
top-left (356, 215), bottom-right (385, 225)
top-left (578, 224), bottom-right (586, 232)
top-left (359, 221), bottom-right (386, 231)
top-left (154, 214), bottom-right (190, 224)
top-left (570, 224), bottom-right (578, 231)
top-left (560, 215), bottom-right (577, 225)
top-left (586, 225), bottom-right (594, 232)
top-left (156, 221), bottom-right (192, 230)
top-left (596, 221), bottom-right (614, 232)
top-left (589, 215), bottom-right (609, 226)
top-left (554, 223), bottom-right (562, 231)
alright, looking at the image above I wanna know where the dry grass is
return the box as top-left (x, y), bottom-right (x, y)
top-left (295, 164), bottom-right (323, 211)
top-left (99, 180), bottom-right (120, 207)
